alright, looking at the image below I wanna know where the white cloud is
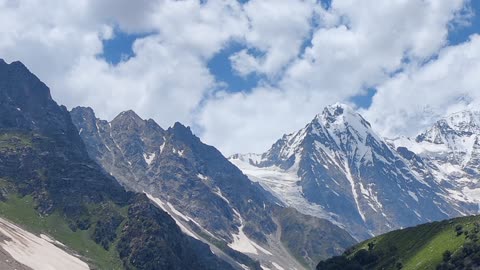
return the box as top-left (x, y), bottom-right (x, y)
top-left (0, 0), bottom-right (247, 127)
top-left (230, 0), bottom-right (316, 78)
top-left (364, 34), bottom-right (480, 138)
top-left (200, 0), bottom-right (469, 154)
top-left (0, 0), bottom-right (106, 84)
top-left (0, 0), bottom-right (476, 156)
top-left (59, 36), bottom-right (216, 126)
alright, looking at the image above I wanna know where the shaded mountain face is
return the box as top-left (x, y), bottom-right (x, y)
top-left (231, 103), bottom-right (475, 240)
top-left (71, 106), bottom-right (356, 269)
top-left (0, 59), bottom-right (232, 270)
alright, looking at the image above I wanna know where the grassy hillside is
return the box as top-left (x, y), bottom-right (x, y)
top-left (0, 130), bottom-right (233, 270)
top-left (317, 215), bottom-right (480, 270)
top-left (0, 191), bottom-right (125, 269)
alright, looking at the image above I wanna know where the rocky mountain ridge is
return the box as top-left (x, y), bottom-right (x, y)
top-left (71, 106), bottom-right (356, 269)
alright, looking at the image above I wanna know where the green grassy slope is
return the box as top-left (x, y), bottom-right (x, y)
top-left (317, 215), bottom-right (480, 270)
top-left (0, 192), bottom-right (124, 269)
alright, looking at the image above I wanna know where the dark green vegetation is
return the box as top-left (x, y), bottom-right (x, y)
top-left (0, 191), bottom-right (124, 269)
top-left (0, 59), bottom-right (231, 270)
top-left (317, 215), bottom-right (480, 270)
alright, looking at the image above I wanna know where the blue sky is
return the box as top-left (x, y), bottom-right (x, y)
top-left (4, 0), bottom-right (480, 154)
top-left (101, 0), bottom-right (480, 111)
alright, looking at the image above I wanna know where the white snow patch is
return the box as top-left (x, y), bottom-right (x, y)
top-left (408, 191), bottom-right (419, 202)
top-left (463, 187), bottom-right (480, 202)
top-left (250, 240), bottom-right (273, 255)
top-left (229, 209), bottom-right (272, 255)
top-left (172, 148), bottom-right (184, 157)
top-left (0, 218), bottom-right (90, 270)
top-left (143, 152), bottom-right (156, 165)
top-left (197, 173), bottom-right (208, 180)
top-left (239, 264), bottom-right (250, 270)
top-left (166, 202), bottom-right (190, 222)
top-left (159, 141), bottom-right (166, 153)
top-left (214, 188), bottom-right (230, 204)
top-left (344, 158), bottom-right (366, 222)
top-left (229, 209), bottom-right (258, 255)
top-left (229, 157), bottom-right (341, 226)
top-left (271, 262), bottom-right (286, 270)
top-left (448, 189), bottom-right (467, 202)
top-left (104, 143), bottom-right (111, 152)
top-left (145, 193), bottom-right (199, 240)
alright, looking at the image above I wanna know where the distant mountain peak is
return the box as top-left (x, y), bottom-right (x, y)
top-left (114, 109), bottom-right (142, 121)
top-left (110, 110), bottom-right (146, 130)
top-left (321, 102), bottom-right (351, 117)
top-left (416, 109), bottom-right (480, 144)
top-left (71, 106), bottom-right (96, 119)
top-left (232, 104), bottom-right (467, 240)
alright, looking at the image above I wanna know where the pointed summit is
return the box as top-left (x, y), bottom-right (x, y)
top-left (322, 102), bottom-right (352, 117)
top-left (232, 104), bottom-right (460, 239)
top-left (113, 110), bottom-right (143, 122)
top-left (71, 106), bottom-right (96, 121)
top-left (110, 110), bottom-right (146, 131)
top-left (315, 103), bottom-right (372, 131)
top-left (0, 59), bottom-right (52, 106)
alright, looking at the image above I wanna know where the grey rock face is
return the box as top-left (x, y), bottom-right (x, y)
top-left (71, 107), bottom-right (356, 269)
top-left (232, 103), bottom-right (475, 240)
top-left (72, 107), bottom-right (275, 242)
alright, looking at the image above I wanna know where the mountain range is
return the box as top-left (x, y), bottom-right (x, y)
top-left (1, 58), bottom-right (480, 270)
top-left (0, 59), bottom-right (242, 269)
top-left (0, 58), bottom-right (359, 270)
top-left (70, 106), bottom-right (354, 269)
top-left (230, 103), bottom-right (479, 240)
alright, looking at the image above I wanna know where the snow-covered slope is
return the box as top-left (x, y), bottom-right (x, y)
top-left (231, 104), bottom-right (475, 239)
top-left (392, 110), bottom-right (480, 206)
top-left (0, 217), bottom-right (90, 270)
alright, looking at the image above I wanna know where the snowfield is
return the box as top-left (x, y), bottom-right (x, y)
top-left (0, 218), bottom-right (90, 270)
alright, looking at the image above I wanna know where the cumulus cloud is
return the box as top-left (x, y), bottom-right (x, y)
top-left (0, 0), bottom-right (476, 155)
top-left (230, 0), bottom-right (316, 78)
top-left (0, 0), bottom-right (247, 127)
top-left (200, 0), bottom-right (470, 154)
top-left (364, 34), bottom-right (480, 138)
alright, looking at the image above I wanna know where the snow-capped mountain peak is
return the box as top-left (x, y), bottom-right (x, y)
top-left (417, 110), bottom-right (480, 144)
top-left (313, 103), bottom-right (382, 157)
top-left (410, 110), bottom-right (480, 166)
top-left (232, 104), bottom-right (470, 240)
top-left (254, 103), bottom-right (381, 171)
top-left (318, 103), bottom-right (371, 130)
